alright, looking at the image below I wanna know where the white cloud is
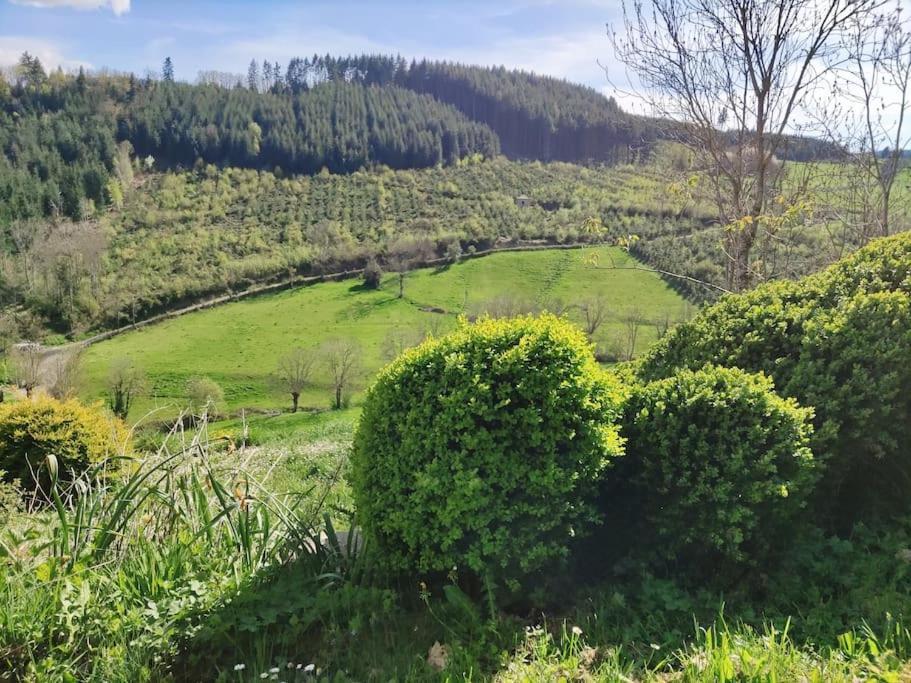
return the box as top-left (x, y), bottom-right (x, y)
top-left (10, 0), bottom-right (130, 16)
top-left (0, 35), bottom-right (90, 70)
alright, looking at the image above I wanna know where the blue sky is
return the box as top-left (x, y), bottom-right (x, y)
top-left (0, 0), bottom-right (624, 91)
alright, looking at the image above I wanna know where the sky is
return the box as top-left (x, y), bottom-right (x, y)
top-left (0, 0), bottom-right (625, 93)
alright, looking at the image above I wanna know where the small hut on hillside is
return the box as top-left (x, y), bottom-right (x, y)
top-left (515, 195), bottom-right (532, 209)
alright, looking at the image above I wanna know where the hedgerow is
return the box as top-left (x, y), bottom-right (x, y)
top-left (351, 314), bottom-right (625, 591)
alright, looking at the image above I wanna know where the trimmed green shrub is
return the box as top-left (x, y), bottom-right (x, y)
top-left (605, 366), bottom-right (815, 573)
top-left (638, 233), bottom-right (911, 523)
top-left (0, 396), bottom-right (130, 489)
top-left (351, 314), bottom-right (625, 591)
top-left (787, 292), bottom-right (911, 516)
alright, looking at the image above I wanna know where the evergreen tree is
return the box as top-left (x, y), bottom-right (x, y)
top-left (247, 59), bottom-right (259, 92)
top-left (16, 52), bottom-right (46, 88)
top-left (162, 57), bottom-right (174, 82)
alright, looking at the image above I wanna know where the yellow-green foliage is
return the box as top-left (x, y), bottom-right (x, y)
top-left (0, 396), bottom-right (130, 487)
top-left (605, 366), bottom-right (815, 575)
top-left (351, 314), bottom-right (625, 589)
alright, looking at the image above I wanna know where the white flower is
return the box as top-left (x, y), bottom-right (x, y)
top-left (571, 626), bottom-right (583, 636)
top-left (260, 675), bottom-right (268, 680)
top-left (269, 668), bottom-right (280, 674)
top-left (304, 664), bottom-right (316, 673)
top-left (234, 664), bottom-right (246, 671)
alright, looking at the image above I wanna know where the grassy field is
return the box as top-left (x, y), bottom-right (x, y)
top-left (80, 246), bottom-right (690, 419)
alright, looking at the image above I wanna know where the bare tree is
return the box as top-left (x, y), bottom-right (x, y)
top-left (31, 222), bottom-right (107, 329)
top-left (48, 347), bottom-right (83, 399)
top-left (107, 357), bottom-right (147, 419)
top-left (470, 295), bottom-right (540, 320)
top-left (186, 376), bottom-right (224, 419)
top-left (612, 0), bottom-right (878, 290)
top-left (653, 313), bottom-right (674, 340)
top-left (321, 339), bottom-right (361, 410)
top-left (381, 327), bottom-right (423, 362)
top-left (578, 294), bottom-right (609, 338)
top-left (839, 4), bottom-right (911, 240)
top-left (617, 308), bottom-right (646, 362)
top-left (276, 347), bottom-right (316, 413)
top-left (8, 220), bottom-right (43, 293)
top-left (9, 342), bottom-right (42, 397)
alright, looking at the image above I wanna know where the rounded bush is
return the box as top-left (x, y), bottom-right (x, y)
top-left (606, 366), bottom-right (815, 572)
top-left (638, 233), bottom-right (911, 524)
top-left (351, 314), bottom-right (625, 589)
top-left (0, 396), bottom-right (130, 489)
top-left (787, 291), bottom-right (911, 519)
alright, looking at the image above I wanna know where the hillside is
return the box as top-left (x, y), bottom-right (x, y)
top-left (0, 157), bottom-right (713, 340)
top-left (78, 245), bottom-right (690, 417)
top-left (0, 71), bottom-right (498, 225)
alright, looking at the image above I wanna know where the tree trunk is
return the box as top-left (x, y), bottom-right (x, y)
top-left (291, 392), bottom-right (299, 413)
top-left (335, 385), bottom-right (342, 410)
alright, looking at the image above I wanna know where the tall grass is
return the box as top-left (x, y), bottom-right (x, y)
top-left (0, 414), bottom-right (345, 681)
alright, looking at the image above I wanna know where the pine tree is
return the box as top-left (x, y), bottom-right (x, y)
top-left (162, 57), bottom-right (174, 82)
top-left (16, 52), bottom-right (46, 88)
top-left (247, 59), bottom-right (259, 92)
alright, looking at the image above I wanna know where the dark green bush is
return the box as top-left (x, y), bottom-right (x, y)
top-left (363, 258), bottom-right (383, 289)
top-left (786, 292), bottom-right (911, 517)
top-left (351, 314), bottom-right (625, 591)
top-left (638, 233), bottom-right (911, 524)
top-left (604, 366), bottom-right (815, 574)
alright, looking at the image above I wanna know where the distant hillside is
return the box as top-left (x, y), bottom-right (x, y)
top-left (315, 55), bottom-right (650, 163)
top-left (0, 71), bottom-right (497, 224)
top-left (0, 53), bottom-right (842, 227)
top-left (122, 79), bottom-right (499, 174)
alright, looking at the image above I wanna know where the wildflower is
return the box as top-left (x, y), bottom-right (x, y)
top-left (269, 668), bottom-right (280, 674)
top-left (260, 675), bottom-right (268, 680)
top-left (234, 663), bottom-right (246, 671)
top-left (571, 626), bottom-right (583, 636)
top-left (650, 643), bottom-right (661, 650)
top-left (304, 664), bottom-right (315, 673)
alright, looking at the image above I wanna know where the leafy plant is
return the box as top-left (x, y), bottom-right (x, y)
top-left (603, 366), bottom-right (815, 576)
top-left (0, 396), bottom-right (130, 492)
top-left (639, 232), bottom-right (911, 525)
top-left (351, 314), bottom-right (625, 594)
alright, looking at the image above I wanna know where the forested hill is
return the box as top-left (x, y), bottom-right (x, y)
top-left (122, 80), bottom-right (499, 174)
top-left (307, 56), bottom-right (650, 163)
top-left (0, 53), bottom-right (654, 224)
top-left (0, 52), bottom-right (839, 227)
top-left (0, 69), bottom-right (498, 224)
